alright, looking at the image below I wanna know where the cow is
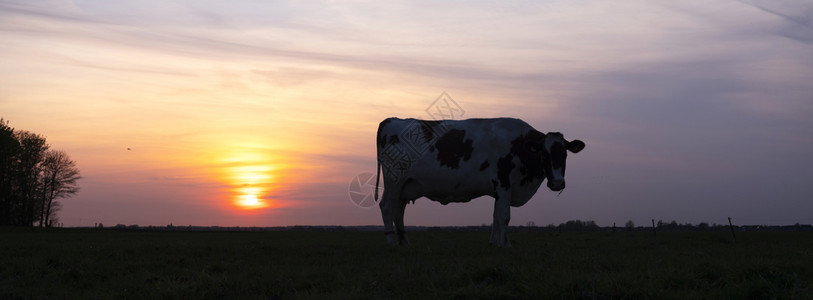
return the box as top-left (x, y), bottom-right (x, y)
top-left (374, 117), bottom-right (585, 247)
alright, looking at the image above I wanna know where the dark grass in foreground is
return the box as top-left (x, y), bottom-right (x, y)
top-left (1, 228), bottom-right (811, 299)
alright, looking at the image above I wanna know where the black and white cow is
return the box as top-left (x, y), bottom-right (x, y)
top-left (375, 117), bottom-right (585, 247)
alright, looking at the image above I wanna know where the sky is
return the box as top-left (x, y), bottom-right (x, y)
top-left (1, 0), bottom-right (812, 227)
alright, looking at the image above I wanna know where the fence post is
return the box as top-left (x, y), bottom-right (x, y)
top-left (728, 217), bottom-right (737, 243)
top-left (651, 219), bottom-right (656, 237)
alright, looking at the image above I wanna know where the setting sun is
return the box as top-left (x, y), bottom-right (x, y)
top-left (237, 194), bottom-right (268, 209)
top-left (243, 195), bottom-right (259, 205)
top-left (209, 144), bottom-right (282, 211)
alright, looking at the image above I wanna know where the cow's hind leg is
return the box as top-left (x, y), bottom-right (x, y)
top-left (379, 184), bottom-right (399, 246)
top-left (394, 198), bottom-right (410, 245)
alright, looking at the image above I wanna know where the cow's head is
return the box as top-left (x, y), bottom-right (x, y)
top-left (528, 132), bottom-right (585, 191)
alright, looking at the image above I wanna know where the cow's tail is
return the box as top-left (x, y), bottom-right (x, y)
top-left (374, 157), bottom-right (381, 202)
top-left (374, 119), bottom-right (385, 202)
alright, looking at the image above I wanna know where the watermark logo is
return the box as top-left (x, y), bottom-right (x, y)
top-left (348, 92), bottom-right (464, 207)
top-left (426, 91), bottom-right (464, 120)
top-left (379, 139), bottom-right (416, 182)
top-left (347, 172), bottom-right (380, 208)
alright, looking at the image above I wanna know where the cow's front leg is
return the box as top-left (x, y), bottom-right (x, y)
top-left (490, 195), bottom-right (512, 247)
top-left (394, 198), bottom-right (410, 245)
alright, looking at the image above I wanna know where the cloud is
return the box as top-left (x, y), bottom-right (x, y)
top-left (1, 0), bottom-right (536, 98)
top-left (741, 0), bottom-right (813, 44)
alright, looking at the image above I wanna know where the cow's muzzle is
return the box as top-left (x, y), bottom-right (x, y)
top-left (547, 180), bottom-right (565, 191)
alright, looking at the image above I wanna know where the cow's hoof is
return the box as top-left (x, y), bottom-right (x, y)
top-left (386, 235), bottom-right (400, 246)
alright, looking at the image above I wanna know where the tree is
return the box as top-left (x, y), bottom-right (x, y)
top-left (38, 150), bottom-right (81, 227)
top-left (16, 131), bottom-right (49, 225)
top-left (625, 220), bottom-right (635, 231)
top-left (0, 119), bottom-right (80, 226)
top-left (0, 119), bottom-right (19, 224)
top-left (0, 128), bottom-right (49, 226)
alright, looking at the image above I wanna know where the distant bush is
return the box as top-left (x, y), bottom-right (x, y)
top-left (558, 220), bottom-right (601, 232)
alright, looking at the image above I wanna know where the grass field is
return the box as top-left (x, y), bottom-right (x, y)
top-left (2, 227), bottom-right (811, 299)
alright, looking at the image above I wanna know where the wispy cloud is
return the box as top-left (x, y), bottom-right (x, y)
top-left (740, 0), bottom-right (813, 44)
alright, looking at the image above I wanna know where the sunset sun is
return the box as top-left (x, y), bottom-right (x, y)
top-left (237, 194), bottom-right (267, 209)
top-left (216, 147), bottom-right (279, 211)
top-left (244, 195), bottom-right (259, 205)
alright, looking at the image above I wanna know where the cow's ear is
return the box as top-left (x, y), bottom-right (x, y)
top-left (567, 140), bottom-right (585, 153)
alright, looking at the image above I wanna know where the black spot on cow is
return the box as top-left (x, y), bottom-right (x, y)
top-left (434, 129), bottom-right (473, 169)
top-left (389, 134), bottom-right (400, 145)
top-left (479, 160), bottom-right (490, 171)
top-left (418, 120), bottom-right (443, 143)
top-left (509, 130), bottom-right (546, 186)
top-left (497, 153), bottom-right (514, 189)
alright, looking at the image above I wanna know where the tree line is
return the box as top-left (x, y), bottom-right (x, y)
top-left (528, 219), bottom-right (812, 232)
top-left (0, 119), bottom-right (80, 227)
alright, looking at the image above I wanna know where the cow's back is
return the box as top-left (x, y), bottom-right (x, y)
top-left (377, 118), bottom-right (540, 205)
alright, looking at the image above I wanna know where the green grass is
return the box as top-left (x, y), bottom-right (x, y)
top-left (1, 227), bottom-right (811, 299)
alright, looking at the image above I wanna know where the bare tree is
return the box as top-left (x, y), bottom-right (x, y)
top-left (38, 150), bottom-right (80, 227)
